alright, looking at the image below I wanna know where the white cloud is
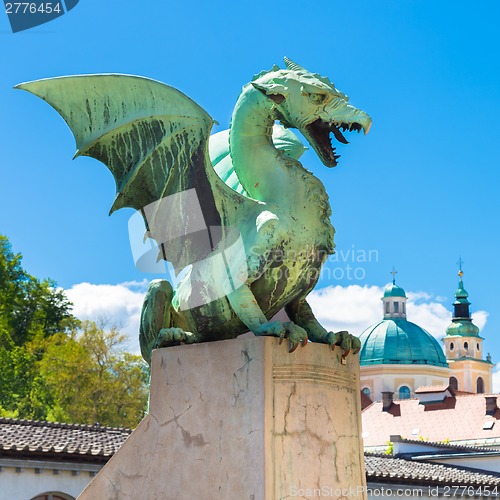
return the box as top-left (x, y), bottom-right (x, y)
top-left (471, 311), bottom-right (488, 331)
top-left (65, 281), bottom-right (148, 354)
top-left (406, 301), bottom-right (451, 339)
top-left (307, 284), bottom-right (383, 335)
top-left (407, 291), bottom-right (434, 302)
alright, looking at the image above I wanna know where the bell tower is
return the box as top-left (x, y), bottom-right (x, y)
top-left (442, 260), bottom-right (493, 393)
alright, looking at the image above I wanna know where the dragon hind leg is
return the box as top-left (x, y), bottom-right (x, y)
top-left (139, 279), bottom-right (199, 365)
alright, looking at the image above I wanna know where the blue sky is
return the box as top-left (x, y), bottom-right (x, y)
top-left (1, 2), bottom-right (499, 361)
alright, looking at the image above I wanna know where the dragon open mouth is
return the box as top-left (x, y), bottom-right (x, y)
top-left (305, 119), bottom-right (364, 168)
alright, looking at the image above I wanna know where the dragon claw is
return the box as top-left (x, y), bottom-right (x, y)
top-left (254, 321), bottom-right (308, 353)
top-left (327, 330), bottom-right (361, 363)
top-left (283, 321), bottom-right (308, 353)
top-left (155, 328), bottom-right (198, 348)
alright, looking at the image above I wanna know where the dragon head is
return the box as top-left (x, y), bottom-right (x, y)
top-left (251, 57), bottom-right (372, 167)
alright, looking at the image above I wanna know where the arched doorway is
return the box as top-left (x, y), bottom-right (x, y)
top-left (449, 376), bottom-right (458, 391)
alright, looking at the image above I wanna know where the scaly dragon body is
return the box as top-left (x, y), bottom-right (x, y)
top-left (17, 58), bottom-right (371, 364)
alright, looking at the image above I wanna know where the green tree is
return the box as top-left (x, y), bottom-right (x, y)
top-left (0, 332), bottom-right (50, 420)
top-left (40, 321), bottom-right (149, 428)
top-left (0, 235), bottom-right (75, 345)
top-left (0, 235), bottom-right (148, 428)
top-left (0, 234), bottom-right (77, 419)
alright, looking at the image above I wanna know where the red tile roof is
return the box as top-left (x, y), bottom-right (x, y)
top-left (360, 391), bottom-right (373, 410)
top-left (414, 385), bottom-right (450, 394)
top-left (362, 394), bottom-right (500, 447)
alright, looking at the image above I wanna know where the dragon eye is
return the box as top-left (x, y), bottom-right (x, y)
top-left (308, 93), bottom-right (328, 105)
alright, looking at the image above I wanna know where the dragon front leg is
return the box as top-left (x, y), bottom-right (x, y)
top-left (227, 284), bottom-right (308, 353)
top-left (139, 279), bottom-right (199, 365)
top-left (285, 298), bottom-right (361, 364)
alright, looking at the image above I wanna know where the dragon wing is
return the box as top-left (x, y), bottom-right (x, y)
top-left (17, 74), bottom-right (257, 272)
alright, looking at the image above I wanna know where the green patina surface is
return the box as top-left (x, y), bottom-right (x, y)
top-left (17, 58), bottom-right (371, 364)
top-left (445, 322), bottom-right (480, 337)
top-left (383, 284), bottom-right (407, 298)
top-left (359, 319), bottom-right (448, 367)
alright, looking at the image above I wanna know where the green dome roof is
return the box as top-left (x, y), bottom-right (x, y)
top-left (455, 284), bottom-right (469, 299)
top-left (383, 283), bottom-right (407, 298)
top-left (359, 319), bottom-right (448, 367)
top-left (445, 320), bottom-right (480, 337)
top-left (454, 280), bottom-right (470, 305)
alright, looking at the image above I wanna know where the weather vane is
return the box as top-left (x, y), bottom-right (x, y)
top-left (457, 257), bottom-right (464, 278)
top-left (390, 267), bottom-right (398, 284)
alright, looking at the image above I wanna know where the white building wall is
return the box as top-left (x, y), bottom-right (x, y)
top-left (427, 456), bottom-right (500, 474)
top-left (0, 459), bottom-right (101, 500)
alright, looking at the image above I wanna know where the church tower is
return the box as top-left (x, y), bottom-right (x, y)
top-left (442, 262), bottom-right (493, 393)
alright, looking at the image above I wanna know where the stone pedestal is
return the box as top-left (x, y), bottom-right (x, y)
top-left (78, 334), bottom-right (366, 499)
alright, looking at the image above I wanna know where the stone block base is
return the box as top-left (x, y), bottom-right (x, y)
top-left (78, 333), bottom-right (366, 499)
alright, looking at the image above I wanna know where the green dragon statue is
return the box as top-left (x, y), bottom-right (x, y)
top-left (17, 58), bottom-right (371, 365)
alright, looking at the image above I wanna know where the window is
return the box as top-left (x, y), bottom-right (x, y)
top-left (385, 302), bottom-right (390, 314)
top-left (362, 387), bottom-right (371, 398)
top-left (402, 302), bottom-right (406, 314)
top-left (477, 343), bottom-right (480, 351)
top-left (449, 376), bottom-right (458, 391)
top-left (464, 341), bottom-right (469, 350)
top-left (450, 342), bottom-right (454, 351)
top-left (32, 494), bottom-right (75, 500)
top-left (399, 386), bottom-right (410, 400)
top-left (394, 302), bottom-right (399, 313)
top-left (477, 377), bottom-right (485, 394)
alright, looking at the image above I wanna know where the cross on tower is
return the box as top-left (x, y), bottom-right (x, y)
top-left (390, 267), bottom-right (397, 284)
top-left (457, 257), bottom-right (464, 278)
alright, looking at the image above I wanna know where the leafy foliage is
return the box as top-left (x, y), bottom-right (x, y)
top-left (40, 322), bottom-right (149, 428)
top-left (0, 235), bottom-right (148, 428)
top-left (0, 235), bottom-right (75, 345)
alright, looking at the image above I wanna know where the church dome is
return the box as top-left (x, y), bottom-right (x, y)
top-left (383, 283), bottom-right (407, 298)
top-left (359, 319), bottom-right (448, 367)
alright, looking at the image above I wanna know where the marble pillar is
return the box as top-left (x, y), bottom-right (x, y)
top-left (78, 333), bottom-right (366, 499)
